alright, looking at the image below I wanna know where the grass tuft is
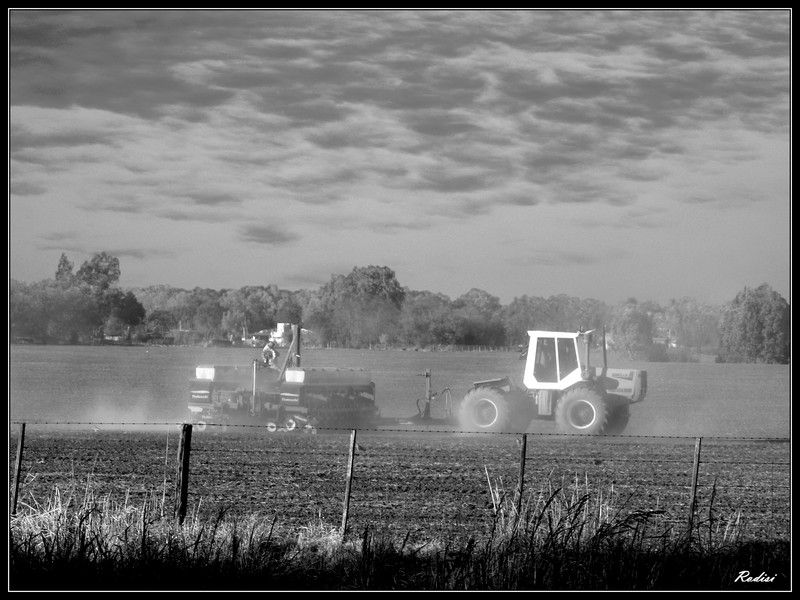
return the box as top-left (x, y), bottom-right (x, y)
top-left (9, 475), bottom-right (789, 591)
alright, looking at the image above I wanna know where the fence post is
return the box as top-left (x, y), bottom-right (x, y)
top-left (515, 433), bottom-right (527, 521)
top-left (687, 436), bottom-right (702, 534)
top-left (174, 423), bottom-right (193, 525)
top-left (341, 429), bottom-right (357, 539)
top-left (11, 423), bottom-right (26, 516)
top-left (423, 370), bottom-right (431, 419)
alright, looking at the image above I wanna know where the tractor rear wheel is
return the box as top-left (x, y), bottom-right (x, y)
top-left (458, 388), bottom-right (514, 433)
top-left (605, 405), bottom-right (630, 436)
top-left (555, 388), bottom-right (608, 435)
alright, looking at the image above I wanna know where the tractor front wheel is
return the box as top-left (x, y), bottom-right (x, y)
top-left (457, 388), bottom-right (514, 433)
top-left (555, 388), bottom-right (609, 435)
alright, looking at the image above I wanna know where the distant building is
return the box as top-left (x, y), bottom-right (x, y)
top-left (653, 336), bottom-right (678, 348)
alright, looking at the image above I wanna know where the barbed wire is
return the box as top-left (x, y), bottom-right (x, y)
top-left (698, 460), bottom-right (791, 467)
top-left (16, 445), bottom-right (789, 470)
top-left (7, 420), bottom-right (791, 442)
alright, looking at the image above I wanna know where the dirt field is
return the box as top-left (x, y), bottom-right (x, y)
top-left (9, 345), bottom-right (791, 439)
top-left (10, 346), bottom-right (790, 544)
top-left (10, 426), bottom-right (790, 544)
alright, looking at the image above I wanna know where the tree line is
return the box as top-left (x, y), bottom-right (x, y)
top-left (9, 252), bottom-right (790, 364)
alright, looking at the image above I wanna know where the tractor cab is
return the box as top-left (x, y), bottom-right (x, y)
top-left (522, 331), bottom-right (588, 391)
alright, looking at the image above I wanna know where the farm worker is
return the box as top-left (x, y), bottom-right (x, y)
top-left (262, 340), bottom-right (279, 368)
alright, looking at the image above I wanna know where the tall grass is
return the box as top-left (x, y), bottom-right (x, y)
top-left (10, 475), bottom-right (789, 591)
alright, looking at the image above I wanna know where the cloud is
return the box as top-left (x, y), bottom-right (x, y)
top-left (40, 231), bottom-right (76, 242)
top-left (10, 181), bottom-right (47, 195)
top-left (552, 181), bottom-right (635, 207)
top-left (37, 242), bottom-right (90, 252)
top-left (403, 111), bottom-right (482, 137)
top-left (107, 248), bottom-right (177, 260)
top-left (366, 219), bottom-right (435, 233)
top-left (414, 170), bottom-right (495, 193)
top-left (281, 272), bottom-right (328, 288)
top-left (11, 127), bottom-right (116, 150)
top-left (648, 40), bottom-right (709, 63)
top-left (267, 98), bottom-right (354, 127)
top-left (280, 261), bottom-right (359, 288)
top-left (525, 153), bottom-right (588, 181)
top-left (183, 191), bottom-right (242, 206)
top-left (157, 209), bottom-right (231, 223)
top-left (681, 190), bottom-right (769, 209)
top-left (428, 197), bottom-right (494, 218)
top-left (573, 205), bottom-right (672, 230)
top-left (504, 194), bottom-right (540, 207)
top-left (35, 227), bottom-right (175, 259)
top-left (8, 10), bottom-right (789, 299)
top-left (80, 197), bottom-right (145, 214)
top-left (683, 195), bottom-right (718, 205)
top-left (511, 247), bottom-right (630, 268)
top-left (616, 166), bottom-right (665, 182)
top-left (239, 224), bottom-right (300, 245)
top-left (271, 169), bottom-right (363, 203)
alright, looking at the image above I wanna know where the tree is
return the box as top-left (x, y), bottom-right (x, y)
top-left (303, 266), bottom-right (406, 347)
top-left (275, 294), bottom-right (303, 325)
top-left (543, 294), bottom-right (581, 331)
top-left (10, 279), bottom-right (101, 343)
top-left (10, 279), bottom-right (49, 340)
top-left (452, 288), bottom-right (506, 346)
top-left (55, 253), bottom-right (75, 286)
top-left (718, 284), bottom-right (790, 364)
top-left (145, 309), bottom-right (177, 336)
top-left (76, 252), bottom-right (121, 295)
top-left (45, 284), bottom-right (102, 343)
top-left (502, 295), bottom-right (548, 346)
top-left (182, 288), bottom-right (224, 337)
top-left (105, 290), bottom-right (146, 326)
top-left (399, 290), bottom-right (453, 346)
top-left (610, 298), bottom-right (654, 360)
top-left (664, 297), bottom-right (722, 354)
top-left (574, 298), bottom-right (612, 333)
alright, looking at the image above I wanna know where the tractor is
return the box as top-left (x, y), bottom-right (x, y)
top-left (456, 329), bottom-right (647, 435)
top-left (188, 324), bottom-right (379, 431)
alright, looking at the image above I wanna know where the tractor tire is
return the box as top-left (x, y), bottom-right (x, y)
top-left (458, 388), bottom-right (514, 433)
top-left (555, 387), bottom-right (609, 435)
top-left (605, 405), bottom-right (630, 436)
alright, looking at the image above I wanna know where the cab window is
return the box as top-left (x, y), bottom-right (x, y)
top-left (534, 337), bottom-right (557, 382)
top-left (557, 338), bottom-right (578, 380)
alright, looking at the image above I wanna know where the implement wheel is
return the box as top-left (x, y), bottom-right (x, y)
top-left (555, 387), bottom-right (608, 435)
top-left (457, 388), bottom-right (514, 433)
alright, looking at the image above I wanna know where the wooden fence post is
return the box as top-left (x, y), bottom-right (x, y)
top-left (687, 437), bottom-right (702, 534)
top-left (174, 423), bottom-right (193, 525)
top-left (341, 429), bottom-right (357, 539)
top-left (515, 433), bottom-right (527, 520)
top-left (11, 423), bottom-right (26, 516)
top-left (423, 369), bottom-right (431, 419)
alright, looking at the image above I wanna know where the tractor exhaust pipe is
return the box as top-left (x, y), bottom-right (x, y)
top-left (585, 331), bottom-right (592, 374)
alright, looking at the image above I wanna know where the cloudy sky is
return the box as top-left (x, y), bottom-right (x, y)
top-left (9, 9), bottom-right (790, 305)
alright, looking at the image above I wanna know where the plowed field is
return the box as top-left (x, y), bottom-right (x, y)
top-left (11, 426), bottom-right (790, 544)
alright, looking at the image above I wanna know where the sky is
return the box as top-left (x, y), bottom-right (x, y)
top-left (8, 9), bottom-right (791, 306)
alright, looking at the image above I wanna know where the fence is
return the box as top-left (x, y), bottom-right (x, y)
top-left (9, 422), bottom-right (790, 544)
